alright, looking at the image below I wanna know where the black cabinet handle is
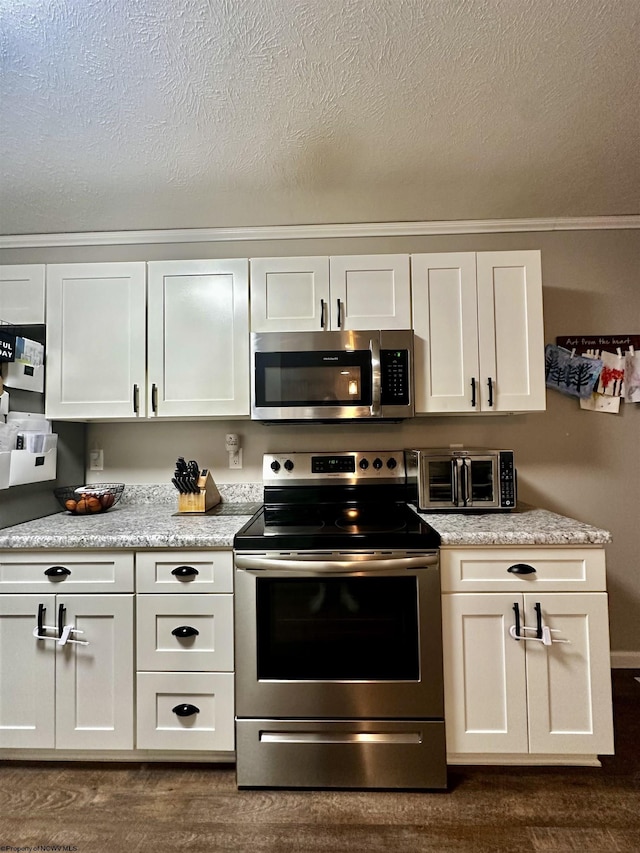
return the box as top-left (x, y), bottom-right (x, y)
top-left (320, 298), bottom-right (326, 328)
top-left (171, 625), bottom-right (199, 638)
top-left (172, 703), bottom-right (200, 717)
top-left (152, 383), bottom-right (158, 414)
top-left (37, 603), bottom-right (45, 637)
top-left (534, 602), bottom-right (543, 640)
top-left (44, 566), bottom-right (71, 578)
top-left (471, 377), bottom-right (477, 407)
top-left (487, 376), bottom-right (494, 407)
top-left (133, 383), bottom-right (139, 415)
top-left (507, 563), bottom-right (537, 575)
top-left (58, 603), bottom-right (65, 639)
top-left (336, 298), bottom-right (342, 328)
top-left (512, 602), bottom-right (521, 641)
top-left (171, 565), bottom-right (199, 578)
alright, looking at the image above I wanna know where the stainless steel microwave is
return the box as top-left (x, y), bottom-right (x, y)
top-left (251, 329), bottom-right (414, 421)
top-left (405, 448), bottom-right (517, 511)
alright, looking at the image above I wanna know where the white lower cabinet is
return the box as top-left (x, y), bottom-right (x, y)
top-left (135, 550), bottom-right (235, 755)
top-left (441, 547), bottom-right (615, 762)
top-left (0, 583), bottom-right (134, 750)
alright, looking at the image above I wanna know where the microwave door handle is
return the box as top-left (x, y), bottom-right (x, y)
top-left (369, 337), bottom-right (381, 416)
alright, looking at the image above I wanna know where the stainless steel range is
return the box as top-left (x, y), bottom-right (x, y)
top-left (233, 450), bottom-right (446, 790)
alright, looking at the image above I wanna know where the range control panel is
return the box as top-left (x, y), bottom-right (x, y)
top-left (263, 451), bottom-right (406, 484)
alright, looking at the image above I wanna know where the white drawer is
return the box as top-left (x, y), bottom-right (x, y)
top-left (440, 547), bottom-right (607, 593)
top-left (135, 550), bottom-right (233, 593)
top-left (136, 594), bottom-right (234, 671)
top-left (136, 671), bottom-right (235, 752)
top-left (0, 551), bottom-right (134, 593)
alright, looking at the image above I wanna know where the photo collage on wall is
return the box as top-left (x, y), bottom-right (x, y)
top-left (546, 336), bottom-right (640, 414)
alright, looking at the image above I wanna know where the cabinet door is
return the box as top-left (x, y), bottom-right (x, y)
top-left (250, 257), bottom-right (330, 332)
top-left (476, 251), bottom-right (545, 411)
top-left (442, 593), bottom-right (528, 755)
top-left (45, 263), bottom-right (147, 419)
top-left (0, 595), bottom-right (56, 748)
top-left (147, 259), bottom-right (250, 417)
top-left (330, 254), bottom-right (411, 330)
top-left (0, 265), bottom-right (46, 324)
top-left (524, 593), bottom-right (614, 755)
top-left (411, 253), bottom-right (479, 413)
top-left (55, 594), bottom-right (134, 749)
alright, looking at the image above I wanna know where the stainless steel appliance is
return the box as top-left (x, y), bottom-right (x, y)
top-left (233, 450), bottom-right (446, 790)
top-left (405, 447), bottom-right (517, 511)
top-left (250, 329), bottom-right (414, 421)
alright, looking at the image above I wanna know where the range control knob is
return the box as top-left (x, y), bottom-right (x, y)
top-left (372, 457), bottom-right (383, 470)
top-left (387, 457), bottom-right (397, 470)
top-left (284, 459), bottom-right (294, 471)
top-left (270, 460), bottom-right (281, 473)
top-left (359, 458), bottom-right (369, 470)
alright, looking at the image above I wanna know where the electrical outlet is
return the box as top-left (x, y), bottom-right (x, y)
top-left (229, 449), bottom-right (243, 469)
top-left (89, 449), bottom-right (104, 471)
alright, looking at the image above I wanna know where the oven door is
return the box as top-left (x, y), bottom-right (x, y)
top-left (234, 551), bottom-right (443, 720)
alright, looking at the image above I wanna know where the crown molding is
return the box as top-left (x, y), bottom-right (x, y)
top-left (1, 215), bottom-right (639, 249)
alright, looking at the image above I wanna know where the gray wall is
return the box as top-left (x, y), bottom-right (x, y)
top-left (1, 227), bottom-right (638, 657)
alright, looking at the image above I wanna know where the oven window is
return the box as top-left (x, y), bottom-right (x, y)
top-left (256, 576), bottom-right (420, 680)
top-left (469, 459), bottom-right (494, 502)
top-left (428, 460), bottom-right (454, 502)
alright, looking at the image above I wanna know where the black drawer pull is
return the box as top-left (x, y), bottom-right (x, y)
top-left (172, 703), bottom-right (200, 717)
top-left (171, 565), bottom-right (199, 578)
top-left (507, 563), bottom-right (537, 575)
top-left (171, 625), bottom-right (199, 638)
top-left (44, 566), bottom-right (71, 578)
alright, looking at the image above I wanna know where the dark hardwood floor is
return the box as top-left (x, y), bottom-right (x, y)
top-left (1, 670), bottom-right (638, 853)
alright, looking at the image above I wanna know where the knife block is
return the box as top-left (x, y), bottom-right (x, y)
top-left (177, 470), bottom-right (221, 513)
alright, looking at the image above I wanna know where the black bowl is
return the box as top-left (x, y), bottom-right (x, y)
top-left (54, 483), bottom-right (125, 515)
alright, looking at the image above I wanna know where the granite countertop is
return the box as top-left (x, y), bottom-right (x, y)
top-left (413, 504), bottom-right (612, 546)
top-left (0, 483), bottom-right (611, 550)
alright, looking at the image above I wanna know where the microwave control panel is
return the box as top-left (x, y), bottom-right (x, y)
top-left (380, 349), bottom-right (409, 406)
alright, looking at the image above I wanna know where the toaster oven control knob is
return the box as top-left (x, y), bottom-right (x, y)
top-left (284, 459), bottom-right (294, 471)
top-left (373, 457), bottom-right (383, 470)
top-left (270, 460), bottom-right (281, 473)
top-left (359, 458), bottom-right (369, 469)
top-left (387, 457), bottom-right (397, 469)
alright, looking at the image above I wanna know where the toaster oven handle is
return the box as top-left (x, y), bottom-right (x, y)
top-left (461, 457), bottom-right (471, 506)
top-left (369, 337), bottom-right (381, 416)
top-left (235, 554), bottom-right (438, 573)
top-left (452, 460), bottom-right (459, 506)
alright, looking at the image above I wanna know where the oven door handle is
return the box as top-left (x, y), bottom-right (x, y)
top-left (234, 554), bottom-right (438, 573)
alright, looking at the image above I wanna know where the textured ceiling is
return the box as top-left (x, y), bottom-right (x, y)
top-left (1, 0), bottom-right (639, 236)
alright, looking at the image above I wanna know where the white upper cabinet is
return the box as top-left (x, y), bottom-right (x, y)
top-left (328, 255), bottom-right (411, 330)
top-left (45, 262), bottom-right (147, 419)
top-left (147, 259), bottom-right (249, 417)
top-left (250, 256), bottom-right (329, 332)
top-left (250, 254), bottom-right (411, 332)
top-left (0, 264), bottom-right (46, 324)
top-left (412, 250), bottom-right (545, 413)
